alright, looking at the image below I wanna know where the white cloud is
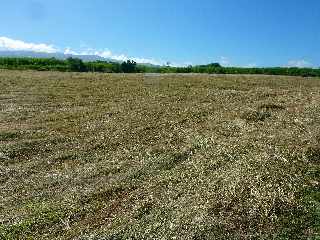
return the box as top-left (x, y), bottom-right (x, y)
top-left (64, 47), bottom-right (78, 55)
top-left (89, 50), bottom-right (163, 65)
top-left (0, 36), bottom-right (163, 65)
top-left (132, 57), bottom-right (162, 66)
top-left (0, 36), bottom-right (57, 53)
top-left (68, 47), bottom-right (163, 65)
top-left (287, 59), bottom-right (312, 68)
top-left (0, 36), bottom-right (188, 66)
top-left (245, 63), bottom-right (258, 68)
top-left (4, 37), bottom-right (315, 69)
top-left (219, 56), bottom-right (230, 66)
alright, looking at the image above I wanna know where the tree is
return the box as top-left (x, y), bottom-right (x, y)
top-left (208, 63), bottom-right (222, 68)
top-left (67, 57), bottom-right (86, 72)
top-left (121, 60), bottom-right (137, 73)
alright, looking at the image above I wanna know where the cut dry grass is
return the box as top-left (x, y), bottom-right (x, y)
top-left (0, 70), bottom-right (319, 239)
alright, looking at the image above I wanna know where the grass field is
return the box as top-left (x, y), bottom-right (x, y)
top-left (0, 70), bottom-right (319, 239)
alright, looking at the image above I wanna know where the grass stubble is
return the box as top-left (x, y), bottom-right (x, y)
top-left (0, 70), bottom-right (319, 239)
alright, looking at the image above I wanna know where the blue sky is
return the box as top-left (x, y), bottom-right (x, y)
top-left (0, 0), bottom-right (319, 67)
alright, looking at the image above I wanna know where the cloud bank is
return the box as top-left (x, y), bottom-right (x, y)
top-left (2, 36), bottom-right (310, 68)
top-left (0, 36), bottom-right (57, 53)
top-left (287, 59), bottom-right (313, 68)
top-left (0, 36), bottom-right (163, 65)
top-left (219, 56), bottom-right (231, 67)
top-left (72, 48), bottom-right (162, 65)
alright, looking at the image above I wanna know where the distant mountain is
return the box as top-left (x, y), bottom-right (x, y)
top-left (0, 50), bottom-right (114, 62)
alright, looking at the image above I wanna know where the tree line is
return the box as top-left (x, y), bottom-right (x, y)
top-left (0, 57), bottom-right (319, 77)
